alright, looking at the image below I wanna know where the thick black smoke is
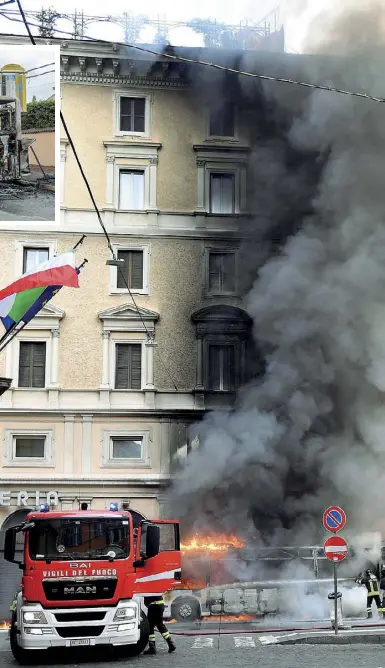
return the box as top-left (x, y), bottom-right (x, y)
top-left (169, 0), bottom-right (385, 548)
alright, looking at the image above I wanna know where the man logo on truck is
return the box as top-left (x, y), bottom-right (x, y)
top-left (64, 586), bottom-right (97, 595)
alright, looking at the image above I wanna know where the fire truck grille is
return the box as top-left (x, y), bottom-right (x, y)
top-left (43, 579), bottom-right (117, 601)
top-left (54, 611), bottom-right (106, 622)
top-left (56, 626), bottom-right (105, 638)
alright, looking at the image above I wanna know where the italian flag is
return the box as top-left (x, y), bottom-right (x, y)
top-left (0, 252), bottom-right (79, 321)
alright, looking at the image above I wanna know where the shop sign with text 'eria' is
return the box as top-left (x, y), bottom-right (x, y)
top-left (0, 491), bottom-right (59, 506)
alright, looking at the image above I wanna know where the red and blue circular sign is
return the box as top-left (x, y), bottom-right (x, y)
top-left (323, 506), bottom-right (346, 533)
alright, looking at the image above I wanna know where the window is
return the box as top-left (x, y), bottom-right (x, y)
top-left (119, 170), bottom-right (145, 210)
top-left (192, 305), bottom-right (252, 399)
top-left (18, 342), bottom-right (46, 388)
top-left (116, 250), bottom-right (144, 290)
top-left (111, 437), bottom-right (143, 460)
top-left (23, 247), bottom-right (49, 273)
top-left (209, 102), bottom-right (235, 137)
top-left (210, 173), bottom-right (235, 214)
top-left (120, 96), bottom-right (146, 133)
top-left (14, 436), bottom-right (45, 459)
top-left (115, 343), bottom-right (142, 389)
top-left (208, 251), bottom-right (236, 294)
top-left (208, 344), bottom-right (235, 391)
top-left (3, 429), bottom-right (54, 467)
top-left (101, 429), bottom-right (151, 468)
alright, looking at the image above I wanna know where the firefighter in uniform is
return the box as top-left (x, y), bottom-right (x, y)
top-left (143, 595), bottom-right (176, 654)
top-left (356, 569), bottom-right (384, 618)
top-left (380, 565), bottom-right (385, 608)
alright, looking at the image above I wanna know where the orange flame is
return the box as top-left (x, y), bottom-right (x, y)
top-left (181, 534), bottom-right (245, 553)
top-left (202, 614), bottom-right (253, 622)
top-left (179, 577), bottom-right (207, 590)
top-left (0, 621), bottom-right (10, 629)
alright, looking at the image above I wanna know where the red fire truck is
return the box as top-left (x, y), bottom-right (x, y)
top-left (3, 503), bottom-right (181, 664)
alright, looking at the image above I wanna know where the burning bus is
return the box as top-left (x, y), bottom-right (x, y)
top-left (164, 533), bottom-right (383, 622)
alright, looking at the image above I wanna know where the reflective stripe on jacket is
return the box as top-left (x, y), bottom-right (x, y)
top-left (144, 596), bottom-right (165, 606)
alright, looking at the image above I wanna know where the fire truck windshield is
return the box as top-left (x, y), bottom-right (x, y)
top-left (28, 518), bottom-right (130, 561)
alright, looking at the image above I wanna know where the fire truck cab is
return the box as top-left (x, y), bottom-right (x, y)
top-left (4, 504), bottom-right (181, 664)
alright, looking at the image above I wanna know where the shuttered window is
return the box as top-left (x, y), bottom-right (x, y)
top-left (14, 436), bottom-right (45, 458)
top-left (111, 437), bottom-right (143, 459)
top-left (18, 342), bottom-right (46, 388)
top-left (115, 343), bottom-right (142, 389)
top-left (209, 103), bottom-right (235, 137)
top-left (208, 344), bottom-right (235, 391)
top-left (116, 250), bottom-right (144, 289)
top-left (120, 97), bottom-right (146, 133)
top-left (23, 247), bottom-right (49, 273)
top-left (210, 173), bottom-right (235, 214)
top-left (208, 252), bottom-right (236, 293)
top-left (119, 170), bottom-right (145, 210)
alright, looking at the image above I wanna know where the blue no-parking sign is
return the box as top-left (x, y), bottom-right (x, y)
top-left (322, 506), bottom-right (346, 533)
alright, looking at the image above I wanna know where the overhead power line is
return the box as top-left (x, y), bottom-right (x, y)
top-left (26, 69), bottom-right (55, 79)
top-left (2, 11), bottom-right (385, 104)
top-left (25, 61), bottom-right (55, 73)
top-left (15, 0), bottom-right (180, 392)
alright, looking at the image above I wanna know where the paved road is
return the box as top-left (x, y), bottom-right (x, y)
top-left (2, 630), bottom-right (385, 668)
top-left (0, 190), bottom-right (55, 221)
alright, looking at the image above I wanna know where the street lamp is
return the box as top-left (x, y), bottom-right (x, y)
top-left (0, 377), bottom-right (12, 396)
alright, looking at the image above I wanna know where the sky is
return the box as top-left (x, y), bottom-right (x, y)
top-left (0, 45), bottom-right (57, 101)
top-left (0, 0), bottom-right (331, 54)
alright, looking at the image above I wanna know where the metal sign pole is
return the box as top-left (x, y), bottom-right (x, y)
top-left (333, 559), bottom-right (338, 635)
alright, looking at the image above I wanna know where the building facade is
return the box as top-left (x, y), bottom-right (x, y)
top-left (0, 36), bottom-right (253, 533)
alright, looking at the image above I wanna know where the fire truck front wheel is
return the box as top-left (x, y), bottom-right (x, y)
top-left (9, 618), bottom-right (42, 666)
top-left (171, 597), bottom-right (201, 622)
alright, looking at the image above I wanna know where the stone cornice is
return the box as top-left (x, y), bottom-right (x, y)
top-left (61, 72), bottom-right (188, 89)
top-left (60, 51), bottom-right (188, 89)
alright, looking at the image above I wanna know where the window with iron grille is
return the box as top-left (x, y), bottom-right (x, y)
top-left (207, 344), bottom-right (235, 391)
top-left (18, 342), bottom-right (46, 388)
top-left (208, 251), bottom-right (236, 294)
top-left (14, 436), bottom-right (46, 459)
top-left (210, 173), bottom-right (235, 214)
top-left (119, 170), bottom-right (145, 210)
top-left (209, 102), bottom-right (235, 137)
top-left (111, 437), bottom-right (143, 459)
top-left (23, 247), bottom-right (49, 273)
top-left (116, 250), bottom-right (144, 289)
top-left (119, 97), bottom-right (146, 133)
top-left (115, 343), bottom-right (142, 390)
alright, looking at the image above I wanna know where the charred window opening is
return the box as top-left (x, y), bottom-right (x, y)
top-left (192, 305), bottom-right (253, 394)
top-left (209, 102), bottom-right (235, 137)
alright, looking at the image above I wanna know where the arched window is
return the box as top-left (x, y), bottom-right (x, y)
top-left (191, 305), bottom-right (252, 394)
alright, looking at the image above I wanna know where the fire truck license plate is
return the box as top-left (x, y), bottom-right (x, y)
top-left (69, 639), bottom-right (91, 647)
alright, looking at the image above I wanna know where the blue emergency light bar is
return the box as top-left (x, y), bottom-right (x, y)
top-left (39, 504), bottom-right (49, 512)
top-left (109, 502), bottom-right (119, 511)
